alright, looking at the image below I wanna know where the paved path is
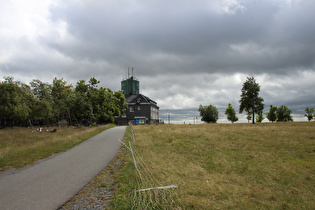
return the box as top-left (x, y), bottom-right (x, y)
top-left (0, 126), bottom-right (126, 210)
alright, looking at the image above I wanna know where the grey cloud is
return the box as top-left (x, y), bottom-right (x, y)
top-left (1, 0), bottom-right (315, 123)
top-left (46, 0), bottom-right (315, 78)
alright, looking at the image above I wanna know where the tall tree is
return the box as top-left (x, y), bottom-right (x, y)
top-left (199, 104), bottom-right (219, 123)
top-left (0, 77), bottom-right (33, 127)
top-left (72, 80), bottom-right (93, 125)
top-left (276, 105), bottom-right (293, 122)
top-left (304, 107), bottom-right (314, 121)
top-left (30, 79), bottom-right (54, 125)
top-left (51, 77), bottom-right (73, 123)
top-left (114, 90), bottom-right (128, 117)
top-left (266, 105), bottom-right (277, 122)
top-left (30, 79), bottom-right (52, 100)
top-left (225, 103), bottom-right (238, 123)
top-left (239, 76), bottom-right (264, 124)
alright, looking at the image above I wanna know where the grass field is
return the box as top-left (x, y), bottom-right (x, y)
top-left (0, 124), bottom-right (115, 171)
top-left (112, 122), bottom-right (315, 209)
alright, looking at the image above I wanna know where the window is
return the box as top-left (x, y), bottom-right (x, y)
top-left (137, 106), bottom-right (141, 111)
top-left (130, 107), bottom-right (135, 112)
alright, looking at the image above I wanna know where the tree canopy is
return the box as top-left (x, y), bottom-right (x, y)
top-left (266, 105), bottom-right (278, 122)
top-left (0, 76), bottom-right (127, 128)
top-left (239, 76), bottom-right (264, 124)
top-left (225, 103), bottom-right (238, 123)
top-left (305, 107), bottom-right (314, 121)
top-left (276, 105), bottom-right (293, 122)
top-left (199, 104), bottom-right (219, 123)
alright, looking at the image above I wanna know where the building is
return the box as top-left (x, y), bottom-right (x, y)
top-left (115, 74), bottom-right (159, 125)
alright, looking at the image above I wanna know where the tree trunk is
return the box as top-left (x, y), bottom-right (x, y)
top-left (252, 111), bottom-right (255, 124)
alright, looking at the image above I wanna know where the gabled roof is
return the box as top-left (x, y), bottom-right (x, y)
top-left (125, 94), bottom-right (158, 106)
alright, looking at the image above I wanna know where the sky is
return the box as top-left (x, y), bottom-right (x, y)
top-left (1, 0), bottom-right (315, 123)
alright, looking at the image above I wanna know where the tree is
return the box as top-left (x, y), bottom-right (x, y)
top-left (256, 111), bottom-right (264, 123)
top-left (305, 107), bottom-right (314, 121)
top-left (276, 105), bottom-right (293, 122)
top-left (247, 112), bottom-right (252, 123)
top-left (225, 103), bottom-right (238, 123)
top-left (0, 76), bottom-right (127, 127)
top-left (199, 104), bottom-right (219, 123)
top-left (72, 80), bottom-right (93, 125)
top-left (70, 91), bottom-right (93, 125)
top-left (266, 105), bottom-right (277, 122)
top-left (0, 77), bottom-right (33, 127)
top-left (51, 77), bottom-right (73, 123)
top-left (30, 79), bottom-right (54, 125)
top-left (239, 76), bottom-right (264, 124)
top-left (30, 79), bottom-right (52, 100)
top-left (88, 77), bottom-right (100, 90)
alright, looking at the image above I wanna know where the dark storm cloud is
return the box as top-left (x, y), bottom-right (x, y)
top-left (1, 0), bottom-right (315, 122)
top-left (45, 0), bottom-right (315, 77)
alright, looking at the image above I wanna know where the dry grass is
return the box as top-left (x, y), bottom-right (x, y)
top-left (119, 122), bottom-right (315, 209)
top-left (0, 124), bottom-right (115, 171)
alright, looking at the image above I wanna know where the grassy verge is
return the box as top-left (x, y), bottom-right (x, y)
top-left (0, 124), bottom-right (115, 171)
top-left (111, 122), bottom-right (315, 209)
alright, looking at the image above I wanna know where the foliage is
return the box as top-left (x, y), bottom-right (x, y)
top-left (239, 76), bottom-right (264, 124)
top-left (276, 105), bottom-right (293, 122)
top-left (0, 77), bottom-right (32, 127)
top-left (199, 104), bottom-right (219, 123)
top-left (266, 105), bottom-right (278, 122)
top-left (225, 103), bottom-right (238, 123)
top-left (255, 111), bottom-right (264, 123)
top-left (0, 76), bottom-right (127, 127)
top-left (305, 107), bottom-right (314, 121)
top-left (246, 112), bottom-right (252, 123)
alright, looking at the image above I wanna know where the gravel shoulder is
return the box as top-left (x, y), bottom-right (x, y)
top-left (60, 145), bottom-right (126, 209)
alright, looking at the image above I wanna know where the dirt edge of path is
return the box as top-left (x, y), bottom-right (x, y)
top-left (59, 146), bottom-right (127, 210)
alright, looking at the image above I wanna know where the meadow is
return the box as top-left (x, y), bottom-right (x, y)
top-left (112, 122), bottom-right (315, 209)
top-left (0, 124), bottom-right (115, 171)
top-left (1, 122), bottom-right (314, 209)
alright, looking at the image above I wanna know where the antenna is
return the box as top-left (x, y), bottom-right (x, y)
top-left (128, 67), bottom-right (130, 78)
top-left (132, 67), bottom-right (134, 77)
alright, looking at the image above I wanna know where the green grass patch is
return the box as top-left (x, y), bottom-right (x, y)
top-left (0, 124), bottom-right (115, 171)
top-left (111, 122), bottom-right (315, 209)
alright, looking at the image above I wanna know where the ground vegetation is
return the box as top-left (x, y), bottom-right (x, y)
top-left (0, 76), bottom-right (127, 127)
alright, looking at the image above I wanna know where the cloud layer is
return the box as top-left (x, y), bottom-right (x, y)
top-left (1, 0), bottom-right (315, 123)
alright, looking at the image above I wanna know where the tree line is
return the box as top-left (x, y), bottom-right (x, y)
top-left (199, 76), bottom-right (315, 124)
top-left (0, 76), bottom-right (127, 128)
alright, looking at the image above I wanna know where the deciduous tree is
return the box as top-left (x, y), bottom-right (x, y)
top-left (0, 77), bottom-right (33, 127)
top-left (276, 105), bottom-right (293, 122)
top-left (304, 107), bottom-right (314, 121)
top-left (199, 104), bottom-right (219, 123)
top-left (256, 111), bottom-right (264, 123)
top-left (239, 76), bottom-right (264, 124)
top-left (51, 77), bottom-right (73, 123)
top-left (225, 103), bottom-right (238, 123)
top-left (266, 105), bottom-right (277, 122)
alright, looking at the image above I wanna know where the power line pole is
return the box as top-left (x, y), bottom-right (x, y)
top-left (168, 114), bottom-right (171, 124)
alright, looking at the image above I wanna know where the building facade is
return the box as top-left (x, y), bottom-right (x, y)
top-left (121, 76), bottom-right (139, 95)
top-left (115, 76), bottom-right (159, 125)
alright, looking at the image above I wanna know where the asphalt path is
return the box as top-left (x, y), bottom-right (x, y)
top-left (0, 126), bottom-right (126, 210)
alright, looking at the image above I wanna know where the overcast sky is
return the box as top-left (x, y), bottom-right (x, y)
top-left (1, 0), bottom-right (315, 123)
